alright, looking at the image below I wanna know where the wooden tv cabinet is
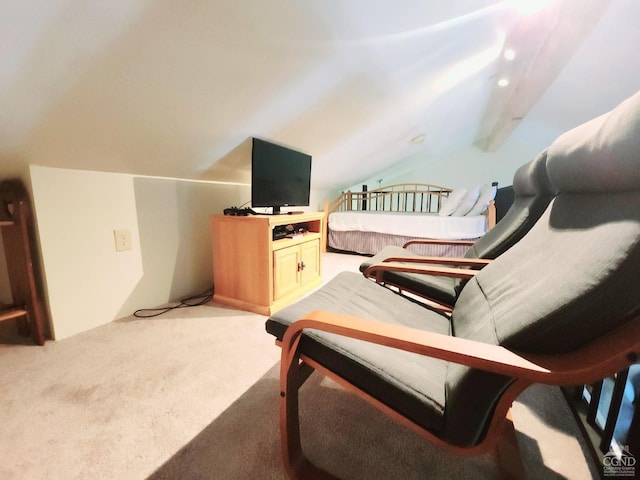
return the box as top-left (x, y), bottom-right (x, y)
top-left (210, 212), bottom-right (325, 315)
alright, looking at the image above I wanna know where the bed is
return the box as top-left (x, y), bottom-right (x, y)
top-left (324, 183), bottom-right (496, 256)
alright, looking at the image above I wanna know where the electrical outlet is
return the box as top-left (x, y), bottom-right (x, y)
top-left (114, 229), bottom-right (132, 252)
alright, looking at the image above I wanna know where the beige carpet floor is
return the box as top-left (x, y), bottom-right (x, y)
top-left (0, 252), bottom-right (600, 479)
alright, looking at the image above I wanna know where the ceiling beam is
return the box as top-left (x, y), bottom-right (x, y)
top-left (474, 0), bottom-right (612, 152)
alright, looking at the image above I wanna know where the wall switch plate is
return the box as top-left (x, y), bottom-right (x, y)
top-left (114, 229), bottom-right (132, 252)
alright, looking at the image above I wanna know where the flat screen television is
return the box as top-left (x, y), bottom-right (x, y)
top-left (251, 138), bottom-right (312, 214)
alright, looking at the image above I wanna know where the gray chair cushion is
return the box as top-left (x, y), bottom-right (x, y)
top-left (266, 272), bottom-right (452, 434)
top-left (465, 150), bottom-right (556, 259)
top-left (445, 90), bottom-right (640, 446)
top-left (458, 90), bottom-right (640, 353)
top-left (547, 92), bottom-right (640, 193)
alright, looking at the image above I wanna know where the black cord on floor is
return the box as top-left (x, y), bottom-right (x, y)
top-left (133, 286), bottom-right (214, 318)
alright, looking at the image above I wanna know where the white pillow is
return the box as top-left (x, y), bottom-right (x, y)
top-left (451, 185), bottom-right (481, 216)
top-left (466, 184), bottom-right (497, 216)
top-left (439, 188), bottom-right (468, 216)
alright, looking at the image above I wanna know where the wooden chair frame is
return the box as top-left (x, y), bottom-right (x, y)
top-left (399, 238), bottom-right (495, 269)
top-left (359, 236), bottom-right (495, 311)
top-left (277, 310), bottom-right (640, 479)
top-left (362, 261), bottom-right (487, 312)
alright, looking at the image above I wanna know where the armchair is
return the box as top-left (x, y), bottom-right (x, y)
top-left (359, 150), bottom-right (557, 309)
top-left (266, 90), bottom-right (640, 478)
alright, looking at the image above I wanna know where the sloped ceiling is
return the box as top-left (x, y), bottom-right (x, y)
top-left (1, 0), bottom-right (639, 191)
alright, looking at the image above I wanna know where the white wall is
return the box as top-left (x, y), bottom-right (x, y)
top-left (130, 176), bottom-right (249, 311)
top-left (30, 166), bottom-right (249, 340)
top-left (30, 166), bottom-right (140, 340)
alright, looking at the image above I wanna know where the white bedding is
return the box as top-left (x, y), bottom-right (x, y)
top-left (328, 211), bottom-right (487, 240)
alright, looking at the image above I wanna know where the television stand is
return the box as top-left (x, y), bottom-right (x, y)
top-left (210, 212), bottom-right (325, 315)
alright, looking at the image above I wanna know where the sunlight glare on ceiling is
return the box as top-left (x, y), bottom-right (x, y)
top-left (435, 41), bottom-right (504, 93)
top-left (317, 1), bottom-right (507, 48)
top-left (506, 0), bottom-right (556, 16)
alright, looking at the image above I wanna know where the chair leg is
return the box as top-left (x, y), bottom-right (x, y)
top-left (495, 408), bottom-right (525, 479)
top-left (280, 357), bottom-right (339, 480)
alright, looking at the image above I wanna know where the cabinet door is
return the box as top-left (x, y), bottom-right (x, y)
top-left (300, 239), bottom-right (320, 286)
top-left (273, 245), bottom-right (300, 300)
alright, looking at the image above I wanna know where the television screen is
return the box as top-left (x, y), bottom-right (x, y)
top-left (251, 138), bottom-right (312, 214)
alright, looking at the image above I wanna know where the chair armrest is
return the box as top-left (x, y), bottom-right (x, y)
top-left (404, 238), bottom-right (476, 248)
top-left (381, 256), bottom-right (492, 267)
top-left (363, 262), bottom-right (479, 282)
top-left (281, 311), bottom-right (640, 386)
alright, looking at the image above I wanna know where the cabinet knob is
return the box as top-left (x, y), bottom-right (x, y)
top-left (297, 261), bottom-right (306, 272)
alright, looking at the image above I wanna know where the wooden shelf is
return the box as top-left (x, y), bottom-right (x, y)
top-left (0, 307), bottom-right (28, 323)
top-left (0, 179), bottom-right (47, 345)
top-left (273, 231), bottom-right (321, 250)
